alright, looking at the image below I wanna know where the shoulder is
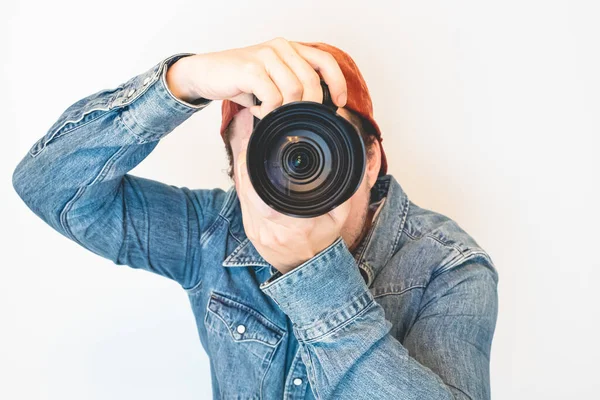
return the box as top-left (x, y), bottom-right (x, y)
top-left (185, 186), bottom-right (231, 235)
top-left (192, 185), bottom-right (248, 244)
top-left (404, 201), bottom-right (492, 263)
top-left (384, 199), bottom-right (497, 285)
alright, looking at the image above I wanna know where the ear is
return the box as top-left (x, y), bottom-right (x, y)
top-left (365, 139), bottom-right (382, 189)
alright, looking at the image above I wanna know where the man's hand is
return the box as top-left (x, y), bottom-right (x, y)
top-left (166, 37), bottom-right (348, 118)
top-left (235, 138), bottom-right (351, 274)
top-left (167, 37), bottom-right (352, 274)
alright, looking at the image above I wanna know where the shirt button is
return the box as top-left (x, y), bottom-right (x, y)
top-left (236, 324), bottom-right (246, 334)
top-left (293, 378), bottom-right (303, 386)
top-left (142, 76), bottom-right (151, 86)
top-left (127, 88), bottom-right (136, 97)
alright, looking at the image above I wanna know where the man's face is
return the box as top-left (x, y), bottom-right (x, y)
top-left (229, 108), bottom-right (381, 252)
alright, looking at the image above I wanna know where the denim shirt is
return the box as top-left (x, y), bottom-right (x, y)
top-left (12, 53), bottom-right (498, 400)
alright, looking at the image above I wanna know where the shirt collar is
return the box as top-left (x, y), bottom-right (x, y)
top-left (221, 175), bottom-right (409, 286)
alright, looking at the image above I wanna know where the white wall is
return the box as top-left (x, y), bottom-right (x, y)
top-left (2, 1), bottom-right (599, 398)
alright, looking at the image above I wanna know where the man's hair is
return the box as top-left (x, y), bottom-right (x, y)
top-left (222, 109), bottom-right (378, 179)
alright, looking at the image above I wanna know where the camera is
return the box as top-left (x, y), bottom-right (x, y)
top-left (246, 81), bottom-right (366, 218)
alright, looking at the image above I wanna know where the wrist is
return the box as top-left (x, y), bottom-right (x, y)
top-left (260, 237), bottom-right (372, 342)
top-left (165, 55), bottom-right (200, 104)
top-left (272, 237), bottom-right (342, 275)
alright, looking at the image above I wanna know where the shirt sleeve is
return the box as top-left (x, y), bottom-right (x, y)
top-left (260, 237), bottom-right (498, 399)
top-left (12, 53), bottom-right (222, 290)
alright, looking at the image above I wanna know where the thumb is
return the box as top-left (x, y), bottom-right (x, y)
top-left (328, 197), bottom-right (352, 226)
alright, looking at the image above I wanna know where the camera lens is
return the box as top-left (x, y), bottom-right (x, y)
top-left (282, 141), bottom-right (322, 180)
top-left (247, 101), bottom-right (366, 218)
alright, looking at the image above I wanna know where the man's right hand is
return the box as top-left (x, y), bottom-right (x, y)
top-left (165, 37), bottom-right (348, 119)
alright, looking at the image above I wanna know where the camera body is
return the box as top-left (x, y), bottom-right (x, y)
top-left (247, 81), bottom-right (366, 218)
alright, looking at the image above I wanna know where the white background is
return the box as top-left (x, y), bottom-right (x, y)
top-left (2, 1), bottom-right (599, 399)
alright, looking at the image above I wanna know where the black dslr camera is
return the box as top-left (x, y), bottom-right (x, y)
top-left (247, 81), bottom-right (366, 218)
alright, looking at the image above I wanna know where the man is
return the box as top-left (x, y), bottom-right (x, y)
top-left (12, 38), bottom-right (498, 399)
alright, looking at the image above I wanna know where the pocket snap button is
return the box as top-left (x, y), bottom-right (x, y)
top-left (236, 324), bottom-right (246, 334)
top-left (293, 378), bottom-right (303, 386)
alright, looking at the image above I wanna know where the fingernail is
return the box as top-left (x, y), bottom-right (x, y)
top-left (337, 92), bottom-right (347, 106)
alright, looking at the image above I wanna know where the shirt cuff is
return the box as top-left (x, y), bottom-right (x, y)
top-left (116, 53), bottom-right (212, 142)
top-left (260, 237), bottom-right (374, 342)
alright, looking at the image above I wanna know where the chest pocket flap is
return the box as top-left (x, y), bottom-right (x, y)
top-left (206, 292), bottom-right (285, 347)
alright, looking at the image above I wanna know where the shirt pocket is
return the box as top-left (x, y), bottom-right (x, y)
top-left (204, 291), bottom-right (285, 399)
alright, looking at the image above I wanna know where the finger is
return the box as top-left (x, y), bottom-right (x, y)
top-left (248, 105), bottom-right (261, 118)
top-left (327, 196), bottom-right (352, 227)
top-left (269, 40), bottom-right (323, 103)
top-left (290, 42), bottom-right (347, 107)
top-left (261, 47), bottom-right (305, 105)
top-left (237, 66), bottom-right (282, 119)
top-left (229, 92), bottom-right (255, 108)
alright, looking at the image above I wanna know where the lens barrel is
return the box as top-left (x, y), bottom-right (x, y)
top-left (246, 85), bottom-right (366, 218)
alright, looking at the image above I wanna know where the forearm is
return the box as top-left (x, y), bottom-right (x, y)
top-left (302, 305), bottom-right (455, 399)
top-left (260, 238), bottom-right (494, 399)
top-left (12, 53), bottom-right (210, 243)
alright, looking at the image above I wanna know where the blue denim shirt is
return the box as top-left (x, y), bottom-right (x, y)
top-left (12, 53), bottom-right (498, 400)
